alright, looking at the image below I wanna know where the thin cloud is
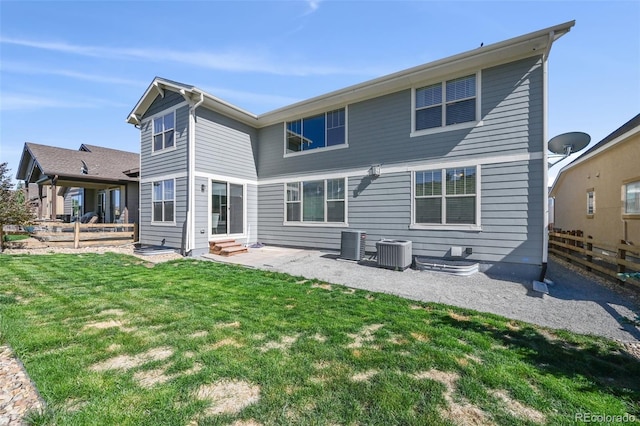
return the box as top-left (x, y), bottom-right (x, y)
top-left (0, 62), bottom-right (144, 86)
top-left (1, 93), bottom-right (127, 111)
top-left (0, 35), bottom-right (371, 77)
top-left (301, 0), bottom-right (321, 17)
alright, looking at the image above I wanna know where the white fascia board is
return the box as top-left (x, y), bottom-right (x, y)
top-left (549, 124), bottom-right (640, 197)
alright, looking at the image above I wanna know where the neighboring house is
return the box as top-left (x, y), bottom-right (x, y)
top-left (127, 21), bottom-right (575, 280)
top-left (550, 114), bottom-right (640, 248)
top-left (16, 143), bottom-right (140, 224)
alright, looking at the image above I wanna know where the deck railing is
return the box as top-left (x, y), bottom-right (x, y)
top-left (31, 222), bottom-right (137, 248)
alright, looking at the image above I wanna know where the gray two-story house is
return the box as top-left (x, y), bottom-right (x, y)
top-left (127, 21), bottom-right (574, 280)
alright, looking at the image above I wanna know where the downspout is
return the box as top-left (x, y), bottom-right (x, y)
top-left (539, 31), bottom-right (554, 282)
top-left (185, 91), bottom-right (205, 255)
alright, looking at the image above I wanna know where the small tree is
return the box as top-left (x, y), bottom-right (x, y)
top-left (0, 162), bottom-right (35, 251)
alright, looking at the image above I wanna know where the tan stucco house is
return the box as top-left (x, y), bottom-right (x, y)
top-left (549, 113), bottom-right (640, 248)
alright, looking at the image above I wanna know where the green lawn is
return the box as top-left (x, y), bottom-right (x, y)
top-left (0, 253), bottom-right (638, 425)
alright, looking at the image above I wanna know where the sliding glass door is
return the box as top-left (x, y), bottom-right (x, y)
top-left (211, 181), bottom-right (244, 235)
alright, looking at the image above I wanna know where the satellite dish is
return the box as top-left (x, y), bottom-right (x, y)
top-left (548, 132), bottom-right (590, 156)
top-left (81, 160), bottom-right (89, 175)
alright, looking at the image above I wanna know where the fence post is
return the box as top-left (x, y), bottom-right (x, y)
top-left (617, 241), bottom-right (626, 284)
top-left (74, 221), bottom-right (80, 249)
top-left (586, 236), bottom-right (592, 272)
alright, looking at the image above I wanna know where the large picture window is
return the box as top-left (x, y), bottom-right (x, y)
top-left (415, 167), bottom-right (477, 225)
top-left (153, 111), bottom-right (175, 152)
top-left (152, 179), bottom-right (175, 222)
top-left (285, 178), bottom-right (346, 224)
top-left (286, 108), bottom-right (346, 154)
top-left (414, 74), bottom-right (477, 132)
top-left (625, 181), bottom-right (640, 214)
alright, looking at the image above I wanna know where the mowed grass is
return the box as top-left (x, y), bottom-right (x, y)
top-left (0, 253), bottom-right (639, 426)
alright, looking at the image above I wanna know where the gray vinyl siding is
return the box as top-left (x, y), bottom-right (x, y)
top-left (194, 108), bottom-right (258, 179)
top-left (142, 91), bottom-right (185, 120)
top-left (138, 92), bottom-right (189, 249)
top-left (140, 100), bottom-right (189, 179)
top-left (257, 159), bottom-right (544, 265)
top-left (257, 56), bottom-right (543, 179)
top-left (139, 177), bottom-right (187, 249)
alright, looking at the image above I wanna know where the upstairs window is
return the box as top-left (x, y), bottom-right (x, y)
top-left (414, 74), bottom-right (478, 132)
top-left (625, 181), bottom-right (640, 214)
top-left (153, 111), bottom-right (175, 152)
top-left (286, 108), bottom-right (346, 154)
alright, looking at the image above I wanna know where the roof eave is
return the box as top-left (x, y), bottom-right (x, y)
top-left (127, 78), bottom-right (258, 126)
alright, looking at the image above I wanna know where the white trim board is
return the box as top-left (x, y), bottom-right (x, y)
top-left (258, 151), bottom-right (543, 186)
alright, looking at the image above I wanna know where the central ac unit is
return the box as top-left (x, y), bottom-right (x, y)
top-left (376, 239), bottom-right (412, 270)
top-left (340, 230), bottom-right (366, 261)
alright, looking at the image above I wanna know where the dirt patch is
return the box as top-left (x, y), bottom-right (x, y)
top-left (83, 319), bottom-right (134, 333)
top-left (490, 390), bottom-right (545, 423)
top-left (215, 321), bottom-right (241, 329)
top-left (347, 324), bottom-right (384, 349)
top-left (97, 309), bottom-right (125, 316)
top-left (188, 331), bottom-right (208, 338)
top-left (311, 283), bottom-right (332, 290)
top-left (231, 420), bottom-right (263, 426)
top-left (413, 369), bottom-right (494, 425)
top-left (410, 332), bottom-right (430, 342)
top-left (206, 338), bottom-right (243, 351)
top-left (63, 398), bottom-right (88, 413)
top-left (134, 368), bottom-right (172, 388)
top-left (310, 333), bottom-right (326, 343)
top-left (449, 311), bottom-right (472, 322)
top-left (90, 346), bottom-right (174, 372)
top-left (259, 334), bottom-right (299, 352)
top-left (106, 343), bottom-right (122, 352)
top-left (195, 380), bottom-right (260, 415)
top-left (351, 369), bottom-right (378, 382)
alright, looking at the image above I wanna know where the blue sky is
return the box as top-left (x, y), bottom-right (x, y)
top-left (1, 0), bottom-right (638, 185)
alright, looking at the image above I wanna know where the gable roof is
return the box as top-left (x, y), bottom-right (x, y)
top-left (16, 142), bottom-right (139, 186)
top-left (549, 113), bottom-right (640, 196)
top-left (127, 20), bottom-right (575, 127)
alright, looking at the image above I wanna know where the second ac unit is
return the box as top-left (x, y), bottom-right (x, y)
top-left (376, 239), bottom-right (412, 270)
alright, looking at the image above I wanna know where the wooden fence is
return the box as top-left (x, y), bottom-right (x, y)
top-left (32, 222), bottom-right (137, 248)
top-left (549, 230), bottom-right (640, 288)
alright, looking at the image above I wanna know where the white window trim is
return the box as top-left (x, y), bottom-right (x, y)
top-left (150, 109), bottom-right (178, 155)
top-left (206, 180), bottom-right (248, 239)
top-left (410, 165), bottom-right (482, 231)
top-left (150, 178), bottom-right (176, 226)
top-left (623, 180), bottom-right (640, 216)
top-left (410, 71), bottom-right (483, 138)
top-left (283, 177), bottom-right (349, 227)
top-left (283, 107), bottom-right (349, 158)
